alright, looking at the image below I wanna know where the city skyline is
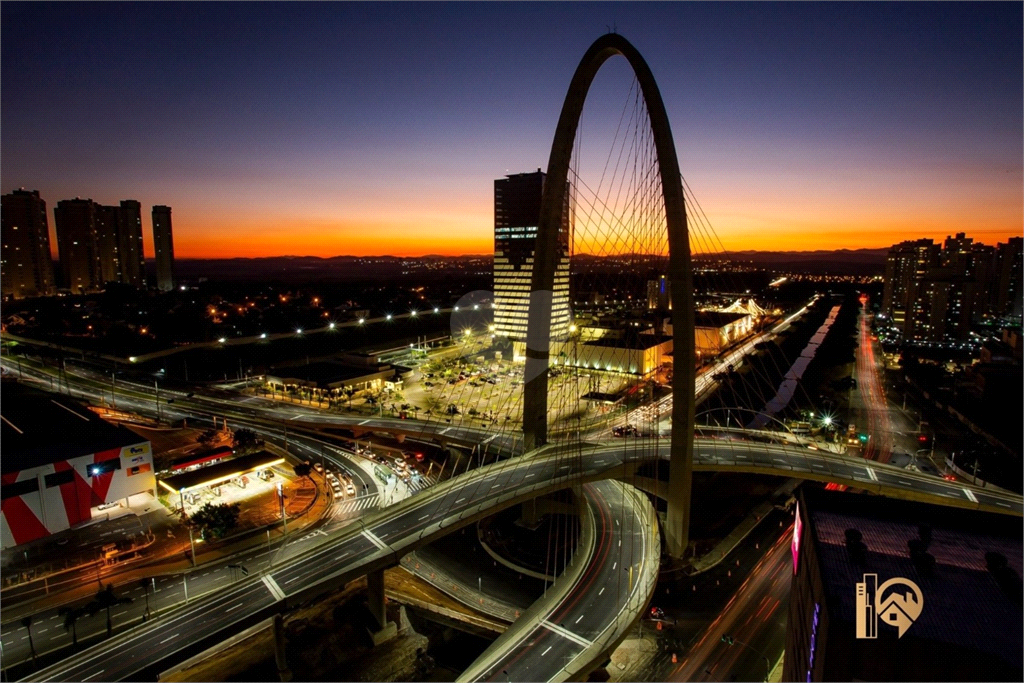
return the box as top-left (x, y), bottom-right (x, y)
top-left (2, 2), bottom-right (1021, 260)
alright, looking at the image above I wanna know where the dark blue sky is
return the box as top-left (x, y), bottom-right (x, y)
top-left (3, 2), bottom-right (1020, 256)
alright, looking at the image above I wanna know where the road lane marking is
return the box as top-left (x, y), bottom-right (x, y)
top-left (226, 602), bottom-right (245, 612)
top-left (159, 633), bottom-right (179, 644)
top-left (575, 615), bottom-right (584, 624)
top-left (598, 587), bottom-right (605, 596)
top-left (262, 575), bottom-right (286, 601)
top-left (542, 646), bottom-right (552, 656)
top-left (456, 498), bottom-right (466, 503)
top-left (541, 620), bottom-right (593, 648)
top-left (525, 473), bottom-right (535, 478)
top-left (81, 670), bottom-right (106, 681)
top-left (362, 529), bottom-right (390, 551)
top-left (358, 419), bottom-right (371, 426)
top-left (867, 465), bottom-right (878, 481)
top-left (963, 488), bottom-right (978, 503)
top-left (419, 515), bottom-right (429, 521)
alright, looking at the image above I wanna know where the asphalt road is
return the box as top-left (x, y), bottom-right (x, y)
top-left (0, 429), bottom-right (377, 671)
top-left (668, 528), bottom-right (791, 682)
top-left (463, 481), bottom-right (657, 683)
top-left (4, 348), bottom-right (1021, 682)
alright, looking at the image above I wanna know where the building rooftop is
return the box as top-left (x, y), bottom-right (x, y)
top-left (0, 380), bottom-right (146, 475)
top-left (265, 361), bottom-right (392, 387)
top-left (802, 487), bottom-right (1022, 673)
top-left (584, 332), bottom-right (671, 350)
top-left (694, 310), bottom-right (748, 329)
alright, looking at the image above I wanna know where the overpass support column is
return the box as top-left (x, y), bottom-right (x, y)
top-left (273, 613), bottom-right (293, 681)
top-left (367, 568), bottom-right (387, 629)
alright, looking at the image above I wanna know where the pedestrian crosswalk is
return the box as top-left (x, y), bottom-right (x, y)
top-left (333, 494), bottom-right (380, 515)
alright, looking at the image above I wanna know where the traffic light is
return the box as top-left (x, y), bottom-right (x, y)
top-left (858, 433), bottom-right (869, 443)
top-left (721, 635), bottom-right (735, 645)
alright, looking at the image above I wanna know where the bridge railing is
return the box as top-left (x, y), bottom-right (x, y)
top-left (550, 481), bottom-right (661, 683)
top-left (455, 483), bottom-right (598, 682)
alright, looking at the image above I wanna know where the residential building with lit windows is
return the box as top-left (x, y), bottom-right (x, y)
top-left (1, 189), bottom-right (56, 299)
top-left (493, 170), bottom-right (571, 343)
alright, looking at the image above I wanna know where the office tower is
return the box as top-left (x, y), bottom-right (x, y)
top-left (152, 205), bottom-right (175, 291)
top-left (493, 170), bottom-right (571, 342)
top-left (647, 275), bottom-right (670, 310)
top-left (94, 203), bottom-right (122, 284)
top-left (54, 198), bottom-right (101, 294)
top-left (1, 189), bottom-right (56, 298)
top-left (117, 200), bottom-right (145, 287)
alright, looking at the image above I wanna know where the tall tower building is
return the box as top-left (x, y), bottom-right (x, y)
top-left (152, 205), bottom-right (175, 291)
top-left (493, 170), bottom-right (571, 342)
top-left (1, 189), bottom-right (56, 299)
top-left (881, 238), bottom-right (939, 337)
top-left (94, 203), bottom-right (122, 284)
top-left (994, 237), bottom-right (1023, 317)
top-left (54, 198), bottom-right (101, 294)
top-left (117, 200), bottom-right (145, 287)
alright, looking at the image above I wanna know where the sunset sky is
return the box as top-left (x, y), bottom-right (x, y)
top-left (3, 2), bottom-right (1021, 259)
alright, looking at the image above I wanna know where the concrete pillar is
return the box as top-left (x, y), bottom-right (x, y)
top-left (273, 613), bottom-right (292, 681)
top-left (367, 568), bottom-right (387, 630)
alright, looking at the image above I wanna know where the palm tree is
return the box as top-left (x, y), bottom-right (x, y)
top-left (86, 583), bottom-right (134, 637)
top-left (20, 615), bottom-right (37, 664)
top-left (58, 605), bottom-right (86, 647)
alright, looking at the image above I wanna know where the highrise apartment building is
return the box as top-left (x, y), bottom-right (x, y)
top-left (54, 198), bottom-right (147, 292)
top-left (1, 189), bottom-right (56, 299)
top-left (54, 198), bottom-right (101, 294)
top-left (117, 200), bottom-right (145, 287)
top-left (152, 205), bottom-right (175, 291)
top-left (492, 170), bottom-right (571, 342)
top-left (882, 233), bottom-right (1022, 342)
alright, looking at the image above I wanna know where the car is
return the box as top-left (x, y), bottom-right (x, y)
top-left (942, 473), bottom-right (957, 482)
top-left (346, 483), bottom-right (356, 496)
top-left (313, 463), bottom-right (324, 474)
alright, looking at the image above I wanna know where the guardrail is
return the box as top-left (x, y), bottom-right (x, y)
top-left (550, 482), bottom-right (660, 682)
top-left (455, 483), bottom-right (597, 682)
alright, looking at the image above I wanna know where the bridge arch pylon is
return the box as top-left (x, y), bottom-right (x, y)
top-left (522, 33), bottom-right (696, 558)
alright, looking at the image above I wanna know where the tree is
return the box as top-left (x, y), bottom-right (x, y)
top-left (292, 462), bottom-right (313, 481)
top-left (232, 428), bottom-right (260, 454)
top-left (20, 615), bottom-right (37, 664)
top-left (58, 605), bottom-right (86, 647)
top-left (85, 583), bottom-right (133, 637)
top-left (197, 429), bottom-right (218, 446)
top-left (189, 502), bottom-right (241, 540)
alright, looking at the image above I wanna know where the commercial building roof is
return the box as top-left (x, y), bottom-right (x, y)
top-left (265, 361), bottom-right (393, 388)
top-left (0, 380), bottom-right (146, 475)
top-left (583, 333), bottom-right (672, 350)
top-left (802, 487), bottom-right (1022, 673)
top-left (694, 310), bottom-right (749, 329)
top-left (158, 451), bottom-right (285, 494)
